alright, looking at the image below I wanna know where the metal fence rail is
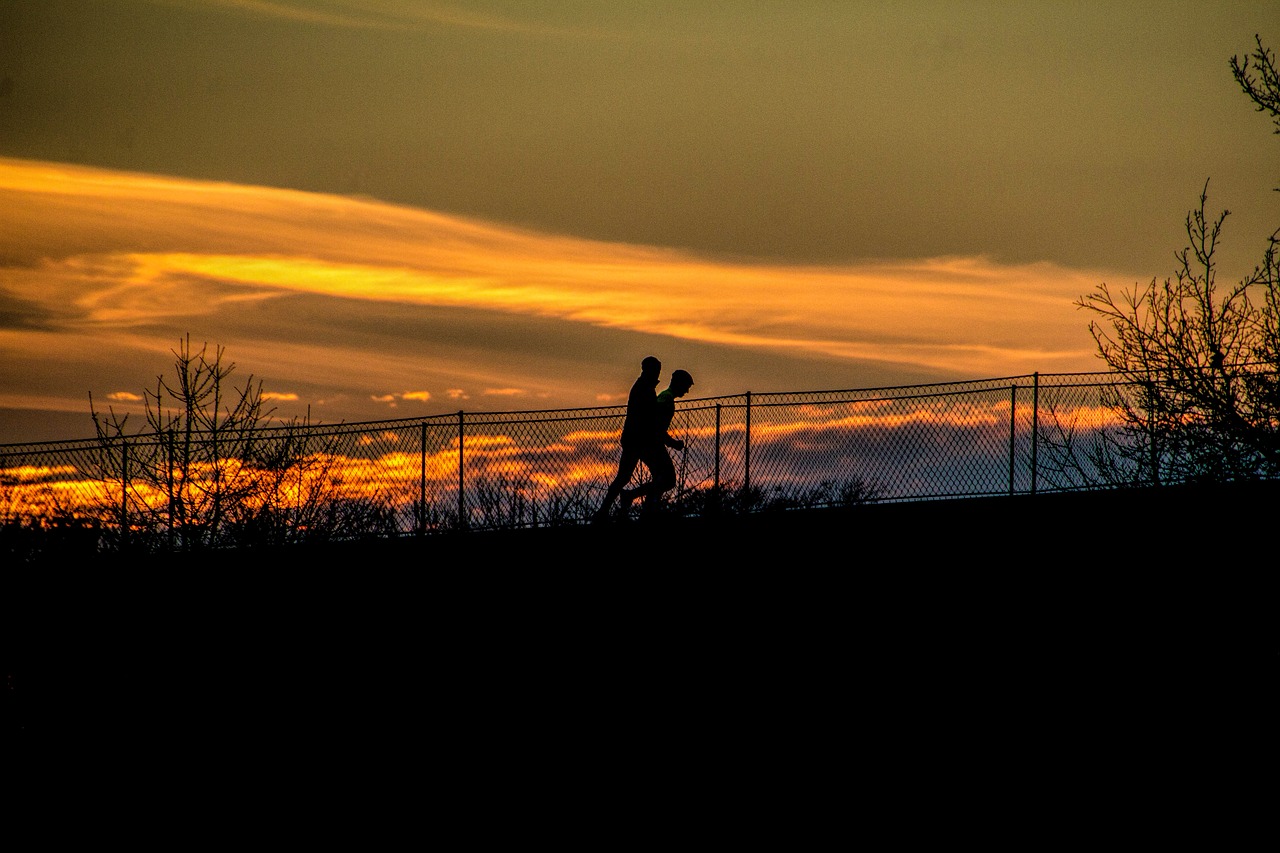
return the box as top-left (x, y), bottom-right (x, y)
top-left (0, 371), bottom-right (1174, 553)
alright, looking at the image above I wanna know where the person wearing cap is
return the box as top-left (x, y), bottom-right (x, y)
top-left (620, 368), bottom-right (694, 516)
top-left (593, 356), bottom-right (664, 522)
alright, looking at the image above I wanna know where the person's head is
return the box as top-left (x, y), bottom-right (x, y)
top-left (670, 369), bottom-right (694, 397)
top-left (641, 355), bottom-right (661, 376)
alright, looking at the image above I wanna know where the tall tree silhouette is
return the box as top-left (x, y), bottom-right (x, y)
top-left (1070, 36), bottom-right (1279, 486)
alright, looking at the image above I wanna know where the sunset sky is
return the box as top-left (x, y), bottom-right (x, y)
top-left (1, 1), bottom-right (1276, 444)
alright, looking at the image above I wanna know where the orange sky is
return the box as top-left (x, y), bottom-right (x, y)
top-left (0, 2), bottom-right (1275, 443)
top-left (0, 156), bottom-right (1117, 440)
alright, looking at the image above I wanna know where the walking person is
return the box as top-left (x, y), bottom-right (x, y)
top-left (621, 368), bottom-right (694, 516)
top-left (593, 356), bottom-right (664, 522)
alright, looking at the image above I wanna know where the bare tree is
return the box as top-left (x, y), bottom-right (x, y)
top-left (1068, 36), bottom-right (1280, 487)
top-left (89, 335), bottom-right (397, 552)
top-left (1231, 35), bottom-right (1280, 158)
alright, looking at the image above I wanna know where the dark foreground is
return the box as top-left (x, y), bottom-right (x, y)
top-left (7, 482), bottom-right (1275, 814)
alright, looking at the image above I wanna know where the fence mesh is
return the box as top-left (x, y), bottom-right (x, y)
top-left (0, 371), bottom-right (1250, 554)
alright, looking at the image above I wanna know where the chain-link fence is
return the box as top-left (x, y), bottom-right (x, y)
top-left (0, 371), bottom-right (1249, 554)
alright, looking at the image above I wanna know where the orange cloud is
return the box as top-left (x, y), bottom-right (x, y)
top-left (0, 157), bottom-right (1104, 375)
top-left (0, 157), bottom-right (1110, 432)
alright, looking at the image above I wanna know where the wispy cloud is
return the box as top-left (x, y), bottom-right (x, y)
top-left (0, 157), bottom-right (1108, 433)
top-left (148, 0), bottom-right (418, 31)
top-left (158, 0), bottom-right (621, 38)
top-left (0, 157), bottom-right (1103, 374)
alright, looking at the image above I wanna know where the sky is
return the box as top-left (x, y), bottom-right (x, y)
top-left (1, 0), bottom-right (1276, 444)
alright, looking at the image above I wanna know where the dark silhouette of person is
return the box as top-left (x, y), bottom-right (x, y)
top-left (593, 356), bottom-right (664, 522)
top-left (620, 368), bottom-right (694, 516)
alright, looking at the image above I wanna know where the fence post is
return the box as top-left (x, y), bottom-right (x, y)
top-left (457, 410), bottom-right (466, 531)
top-left (744, 392), bottom-right (752, 496)
top-left (1030, 373), bottom-right (1040, 496)
top-left (419, 421), bottom-right (428, 536)
top-left (714, 403), bottom-right (722, 496)
top-left (1147, 380), bottom-right (1159, 486)
top-left (120, 438), bottom-right (130, 552)
top-left (1008, 384), bottom-right (1018, 496)
top-left (167, 429), bottom-right (176, 552)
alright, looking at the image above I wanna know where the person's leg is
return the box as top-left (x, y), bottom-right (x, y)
top-left (595, 448), bottom-right (640, 519)
top-left (638, 447), bottom-right (675, 515)
top-left (618, 444), bottom-right (659, 513)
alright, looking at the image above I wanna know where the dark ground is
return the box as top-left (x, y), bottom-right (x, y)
top-left (7, 482), bottom-right (1276, 810)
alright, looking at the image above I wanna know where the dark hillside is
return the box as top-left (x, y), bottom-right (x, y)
top-left (9, 481), bottom-right (1275, 786)
top-left (265, 477), bottom-right (1279, 570)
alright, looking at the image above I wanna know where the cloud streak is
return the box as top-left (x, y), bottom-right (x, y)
top-left (1, 156), bottom-right (1107, 440)
top-left (156, 0), bottom-right (621, 38)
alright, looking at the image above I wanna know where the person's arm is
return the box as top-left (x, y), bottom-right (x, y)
top-left (657, 396), bottom-right (683, 449)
